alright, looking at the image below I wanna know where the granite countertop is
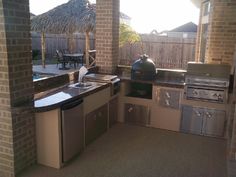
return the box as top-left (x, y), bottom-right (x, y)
top-left (119, 76), bottom-right (185, 88)
top-left (35, 72), bottom-right (184, 112)
top-left (34, 82), bottom-right (109, 112)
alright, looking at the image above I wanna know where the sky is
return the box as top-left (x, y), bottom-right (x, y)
top-left (29, 0), bottom-right (200, 34)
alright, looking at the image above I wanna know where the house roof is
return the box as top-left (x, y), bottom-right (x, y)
top-left (120, 12), bottom-right (131, 20)
top-left (30, 13), bottom-right (36, 18)
top-left (31, 0), bottom-right (95, 34)
top-left (31, 1), bottom-right (130, 34)
top-left (170, 22), bottom-right (198, 33)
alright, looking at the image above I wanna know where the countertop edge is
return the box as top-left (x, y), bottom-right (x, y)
top-left (120, 77), bottom-right (185, 88)
top-left (34, 83), bottom-right (110, 113)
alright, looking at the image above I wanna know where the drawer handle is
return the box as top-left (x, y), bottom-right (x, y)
top-left (128, 107), bottom-right (133, 112)
top-left (194, 111), bottom-right (201, 117)
top-left (206, 112), bottom-right (212, 118)
top-left (165, 92), bottom-right (170, 98)
top-left (165, 99), bottom-right (170, 106)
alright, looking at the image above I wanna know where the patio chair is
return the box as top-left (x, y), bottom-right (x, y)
top-left (56, 50), bottom-right (68, 69)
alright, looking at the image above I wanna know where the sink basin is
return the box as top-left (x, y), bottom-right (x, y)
top-left (70, 82), bottom-right (94, 89)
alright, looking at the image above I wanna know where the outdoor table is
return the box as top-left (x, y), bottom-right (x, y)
top-left (63, 53), bottom-right (84, 68)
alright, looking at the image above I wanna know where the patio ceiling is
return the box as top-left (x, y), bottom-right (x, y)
top-left (190, 0), bottom-right (201, 8)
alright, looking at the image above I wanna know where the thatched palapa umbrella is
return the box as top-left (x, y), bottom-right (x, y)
top-left (31, 0), bottom-right (95, 68)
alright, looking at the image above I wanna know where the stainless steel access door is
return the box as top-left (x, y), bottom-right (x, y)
top-left (181, 105), bottom-right (203, 135)
top-left (202, 109), bottom-right (225, 137)
top-left (125, 103), bottom-right (150, 126)
top-left (61, 99), bottom-right (84, 163)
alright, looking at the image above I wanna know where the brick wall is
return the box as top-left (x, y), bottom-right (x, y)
top-left (228, 46), bottom-right (236, 177)
top-left (95, 0), bottom-right (120, 74)
top-left (0, 0), bottom-right (36, 176)
top-left (196, 1), bottom-right (236, 176)
top-left (205, 0), bottom-right (236, 65)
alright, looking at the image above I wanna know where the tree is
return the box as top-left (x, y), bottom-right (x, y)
top-left (119, 23), bottom-right (140, 47)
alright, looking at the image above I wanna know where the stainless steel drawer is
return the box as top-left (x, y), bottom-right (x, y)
top-left (159, 89), bottom-right (180, 109)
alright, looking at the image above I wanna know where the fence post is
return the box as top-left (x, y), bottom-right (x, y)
top-left (41, 32), bottom-right (46, 68)
top-left (85, 31), bottom-right (90, 66)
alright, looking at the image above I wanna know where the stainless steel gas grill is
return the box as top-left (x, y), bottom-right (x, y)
top-left (181, 62), bottom-right (231, 137)
top-left (184, 63), bottom-right (231, 104)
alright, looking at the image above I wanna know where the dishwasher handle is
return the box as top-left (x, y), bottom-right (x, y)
top-left (61, 99), bottom-right (83, 110)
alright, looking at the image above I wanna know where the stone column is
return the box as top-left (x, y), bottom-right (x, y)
top-left (205, 0), bottom-right (236, 65)
top-left (95, 0), bottom-right (120, 74)
top-left (0, 0), bottom-right (36, 176)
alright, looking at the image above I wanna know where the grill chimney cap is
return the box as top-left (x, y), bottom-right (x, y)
top-left (140, 54), bottom-right (149, 60)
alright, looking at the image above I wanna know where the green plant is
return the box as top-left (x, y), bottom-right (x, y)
top-left (119, 23), bottom-right (141, 47)
top-left (32, 49), bottom-right (41, 60)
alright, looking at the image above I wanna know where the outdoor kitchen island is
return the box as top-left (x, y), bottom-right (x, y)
top-left (34, 81), bottom-right (112, 169)
top-left (119, 76), bottom-right (228, 134)
top-left (33, 64), bottom-right (230, 170)
top-left (118, 64), bottom-right (230, 138)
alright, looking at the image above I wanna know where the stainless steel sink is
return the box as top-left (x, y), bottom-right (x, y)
top-left (69, 82), bottom-right (94, 89)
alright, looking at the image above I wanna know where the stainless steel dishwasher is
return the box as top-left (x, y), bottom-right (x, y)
top-left (61, 99), bottom-right (84, 163)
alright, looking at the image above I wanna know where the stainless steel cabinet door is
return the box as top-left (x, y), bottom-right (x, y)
top-left (85, 111), bottom-right (97, 145)
top-left (181, 105), bottom-right (203, 135)
top-left (109, 97), bottom-right (118, 127)
top-left (125, 104), bottom-right (150, 126)
top-left (85, 104), bottom-right (108, 145)
top-left (202, 109), bottom-right (225, 137)
top-left (96, 104), bottom-right (108, 136)
top-left (61, 101), bottom-right (84, 163)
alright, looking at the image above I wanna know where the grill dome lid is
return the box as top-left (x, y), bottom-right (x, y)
top-left (131, 54), bottom-right (156, 80)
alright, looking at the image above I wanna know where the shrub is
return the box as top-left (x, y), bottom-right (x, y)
top-left (32, 50), bottom-right (41, 60)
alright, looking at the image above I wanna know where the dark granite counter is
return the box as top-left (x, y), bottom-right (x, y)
top-left (34, 82), bottom-right (110, 112)
top-left (120, 76), bottom-right (185, 88)
top-left (117, 67), bottom-right (186, 88)
top-left (35, 67), bottom-right (185, 112)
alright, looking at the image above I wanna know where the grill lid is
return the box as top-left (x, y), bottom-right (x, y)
top-left (186, 62), bottom-right (231, 79)
top-left (131, 54), bottom-right (156, 80)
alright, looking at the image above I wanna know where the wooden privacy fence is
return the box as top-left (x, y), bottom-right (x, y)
top-left (31, 32), bottom-right (95, 59)
top-left (119, 34), bottom-right (196, 69)
top-left (32, 32), bottom-right (196, 69)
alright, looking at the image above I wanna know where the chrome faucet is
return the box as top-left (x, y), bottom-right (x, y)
top-left (78, 66), bottom-right (88, 83)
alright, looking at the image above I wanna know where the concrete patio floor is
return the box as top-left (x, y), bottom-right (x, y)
top-left (18, 124), bottom-right (227, 177)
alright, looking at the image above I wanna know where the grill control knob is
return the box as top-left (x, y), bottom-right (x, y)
top-left (213, 93), bottom-right (223, 100)
top-left (213, 93), bottom-right (218, 97)
top-left (192, 90), bottom-right (198, 96)
top-left (218, 94), bottom-right (223, 101)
